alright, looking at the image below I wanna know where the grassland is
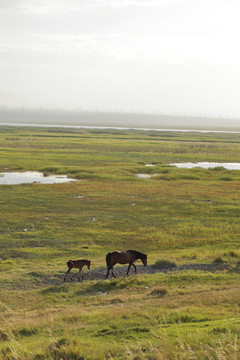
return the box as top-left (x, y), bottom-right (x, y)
top-left (0, 126), bottom-right (240, 359)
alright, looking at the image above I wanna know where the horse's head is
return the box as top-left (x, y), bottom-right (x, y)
top-left (141, 254), bottom-right (147, 266)
top-left (87, 261), bottom-right (91, 270)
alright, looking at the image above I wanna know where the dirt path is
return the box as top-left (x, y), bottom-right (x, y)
top-left (61, 262), bottom-right (232, 284)
top-left (12, 262), bottom-right (233, 290)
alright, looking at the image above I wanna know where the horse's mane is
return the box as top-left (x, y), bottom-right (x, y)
top-left (127, 249), bottom-right (146, 259)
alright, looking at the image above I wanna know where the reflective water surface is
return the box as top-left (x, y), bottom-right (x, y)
top-left (135, 174), bottom-right (152, 179)
top-left (0, 171), bottom-right (76, 185)
top-left (170, 162), bottom-right (240, 170)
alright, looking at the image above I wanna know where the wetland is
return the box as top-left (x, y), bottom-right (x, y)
top-left (0, 125), bottom-right (240, 359)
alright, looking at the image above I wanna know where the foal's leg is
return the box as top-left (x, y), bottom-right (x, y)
top-left (78, 268), bottom-right (84, 281)
top-left (64, 268), bottom-right (73, 282)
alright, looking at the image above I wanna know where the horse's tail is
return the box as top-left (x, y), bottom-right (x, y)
top-left (106, 252), bottom-right (112, 268)
top-left (67, 260), bottom-right (73, 268)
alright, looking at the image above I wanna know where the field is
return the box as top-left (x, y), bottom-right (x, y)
top-left (0, 125), bottom-right (240, 359)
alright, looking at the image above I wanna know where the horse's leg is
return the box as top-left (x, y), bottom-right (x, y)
top-left (106, 267), bottom-right (110, 279)
top-left (106, 266), bottom-right (116, 278)
top-left (126, 263), bottom-right (131, 276)
top-left (111, 268), bottom-right (116, 278)
top-left (132, 263), bottom-right (137, 273)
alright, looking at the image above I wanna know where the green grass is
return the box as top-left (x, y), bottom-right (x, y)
top-left (0, 126), bottom-right (240, 359)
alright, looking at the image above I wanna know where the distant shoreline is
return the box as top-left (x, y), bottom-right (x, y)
top-left (0, 108), bottom-right (240, 133)
top-left (0, 122), bottom-right (240, 134)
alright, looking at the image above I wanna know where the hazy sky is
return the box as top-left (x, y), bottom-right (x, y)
top-left (1, 0), bottom-right (240, 116)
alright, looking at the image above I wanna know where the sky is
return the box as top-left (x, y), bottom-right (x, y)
top-left (1, 0), bottom-right (240, 117)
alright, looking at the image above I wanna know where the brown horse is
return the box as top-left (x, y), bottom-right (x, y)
top-left (64, 259), bottom-right (91, 282)
top-left (105, 250), bottom-right (147, 279)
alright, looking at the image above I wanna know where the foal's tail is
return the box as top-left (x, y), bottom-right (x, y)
top-left (67, 260), bottom-right (73, 268)
top-left (106, 252), bottom-right (112, 268)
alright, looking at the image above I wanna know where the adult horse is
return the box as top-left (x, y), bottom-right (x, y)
top-left (64, 259), bottom-right (91, 282)
top-left (105, 250), bottom-right (147, 279)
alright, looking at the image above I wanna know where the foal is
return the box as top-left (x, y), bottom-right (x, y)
top-left (63, 259), bottom-right (91, 282)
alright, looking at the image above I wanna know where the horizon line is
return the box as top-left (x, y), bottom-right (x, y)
top-left (0, 105), bottom-right (240, 121)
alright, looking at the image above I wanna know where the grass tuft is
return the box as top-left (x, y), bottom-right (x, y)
top-left (154, 259), bottom-right (177, 268)
top-left (150, 288), bottom-right (168, 298)
top-left (13, 327), bottom-right (38, 338)
top-left (212, 257), bottom-right (225, 264)
top-left (0, 330), bottom-right (9, 341)
top-left (219, 176), bottom-right (233, 181)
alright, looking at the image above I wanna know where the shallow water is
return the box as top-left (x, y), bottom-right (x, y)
top-left (135, 174), bottom-right (152, 179)
top-left (0, 171), bottom-right (76, 185)
top-left (170, 162), bottom-right (240, 170)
